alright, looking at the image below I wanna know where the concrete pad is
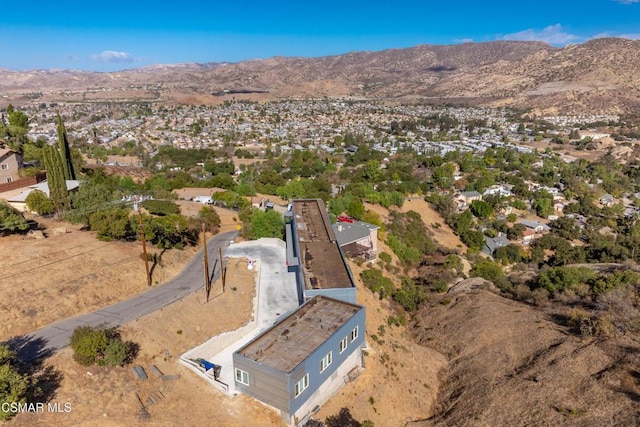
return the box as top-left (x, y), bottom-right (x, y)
top-left (180, 238), bottom-right (299, 396)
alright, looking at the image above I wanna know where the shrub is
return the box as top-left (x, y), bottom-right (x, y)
top-left (103, 339), bottom-right (129, 367)
top-left (70, 326), bottom-right (136, 367)
top-left (140, 199), bottom-right (180, 216)
top-left (70, 326), bottom-right (108, 366)
top-left (378, 251), bottom-right (392, 264)
top-left (360, 269), bottom-right (394, 298)
top-left (89, 209), bottom-right (136, 241)
top-left (25, 189), bottom-right (54, 216)
top-left (0, 345), bottom-right (31, 421)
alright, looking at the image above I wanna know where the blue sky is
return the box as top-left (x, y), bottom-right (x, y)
top-left (1, 0), bottom-right (639, 72)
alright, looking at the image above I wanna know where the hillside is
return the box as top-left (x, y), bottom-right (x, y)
top-left (2, 38), bottom-right (640, 114)
top-left (410, 290), bottom-right (640, 426)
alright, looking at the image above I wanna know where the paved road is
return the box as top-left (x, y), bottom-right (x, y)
top-left (11, 230), bottom-right (238, 361)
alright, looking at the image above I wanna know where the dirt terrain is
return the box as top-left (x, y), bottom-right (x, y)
top-left (6, 197), bottom-right (639, 426)
top-left (411, 290), bottom-right (640, 426)
top-left (0, 202), bottom-right (239, 342)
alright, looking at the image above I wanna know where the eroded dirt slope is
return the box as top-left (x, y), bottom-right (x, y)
top-left (411, 290), bottom-right (640, 426)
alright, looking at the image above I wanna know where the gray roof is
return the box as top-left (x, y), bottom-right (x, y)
top-left (483, 234), bottom-right (510, 255)
top-left (460, 191), bottom-right (481, 198)
top-left (8, 180), bottom-right (81, 202)
top-left (517, 219), bottom-right (551, 231)
top-left (332, 221), bottom-right (379, 246)
top-left (236, 295), bottom-right (363, 372)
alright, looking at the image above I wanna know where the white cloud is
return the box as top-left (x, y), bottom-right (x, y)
top-left (613, 0), bottom-right (639, 4)
top-left (503, 24), bottom-right (580, 46)
top-left (619, 33), bottom-right (640, 39)
top-left (90, 50), bottom-right (137, 63)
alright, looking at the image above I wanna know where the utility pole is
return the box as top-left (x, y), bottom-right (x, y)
top-left (219, 247), bottom-right (226, 292)
top-left (136, 204), bottom-right (152, 287)
top-left (202, 223), bottom-right (211, 301)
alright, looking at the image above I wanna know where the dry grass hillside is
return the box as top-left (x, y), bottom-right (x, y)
top-left (411, 290), bottom-right (640, 426)
top-left (2, 38), bottom-right (640, 113)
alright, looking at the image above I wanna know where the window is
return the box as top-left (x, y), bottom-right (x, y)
top-left (350, 326), bottom-right (359, 342)
top-left (339, 336), bottom-right (348, 354)
top-left (1, 164), bottom-right (8, 170)
top-left (320, 351), bottom-right (332, 372)
top-left (294, 373), bottom-right (309, 397)
top-left (6, 177), bottom-right (12, 183)
top-left (235, 368), bottom-right (249, 385)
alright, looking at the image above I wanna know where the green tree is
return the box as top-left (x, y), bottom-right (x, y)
top-left (245, 209), bottom-right (284, 240)
top-left (461, 230), bottom-right (485, 251)
top-left (195, 206), bottom-right (221, 234)
top-left (25, 189), bottom-right (54, 216)
top-left (89, 209), bottom-right (136, 241)
top-left (471, 258), bottom-right (508, 289)
top-left (42, 145), bottom-right (70, 215)
top-left (0, 345), bottom-right (31, 421)
top-left (56, 112), bottom-right (76, 180)
top-left (0, 201), bottom-right (29, 235)
top-left (469, 200), bottom-right (493, 219)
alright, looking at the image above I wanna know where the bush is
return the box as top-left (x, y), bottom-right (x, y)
top-left (89, 209), bottom-right (136, 241)
top-left (378, 251), bottom-right (392, 264)
top-left (70, 326), bottom-right (108, 366)
top-left (140, 199), bottom-right (180, 216)
top-left (392, 277), bottom-right (425, 311)
top-left (360, 269), bottom-right (394, 298)
top-left (0, 345), bottom-right (31, 421)
top-left (70, 326), bottom-right (136, 367)
top-left (25, 189), bottom-right (54, 216)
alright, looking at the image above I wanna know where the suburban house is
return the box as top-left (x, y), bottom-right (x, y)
top-left (6, 180), bottom-right (80, 212)
top-left (522, 228), bottom-right (536, 244)
top-left (285, 199), bottom-right (357, 305)
top-left (454, 190), bottom-right (482, 211)
top-left (331, 220), bottom-right (380, 261)
top-left (233, 295), bottom-right (366, 426)
top-left (482, 233), bottom-right (510, 257)
top-left (517, 219), bottom-right (551, 234)
top-left (0, 146), bottom-right (23, 183)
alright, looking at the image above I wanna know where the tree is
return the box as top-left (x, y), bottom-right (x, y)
top-left (42, 145), bottom-right (70, 215)
top-left (195, 206), bottom-right (221, 234)
top-left (469, 200), bottom-right (493, 219)
top-left (533, 196), bottom-right (554, 218)
top-left (25, 189), bottom-right (54, 216)
top-left (461, 230), bottom-right (485, 251)
top-left (89, 209), bottom-right (136, 241)
top-left (56, 112), bottom-right (76, 180)
top-left (0, 201), bottom-right (29, 235)
top-left (245, 209), bottom-right (284, 240)
top-left (0, 345), bottom-right (31, 421)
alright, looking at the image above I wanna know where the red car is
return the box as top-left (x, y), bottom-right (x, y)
top-left (337, 215), bottom-right (356, 223)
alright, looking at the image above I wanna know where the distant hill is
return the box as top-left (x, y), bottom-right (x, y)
top-left (1, 38), bottom-right (639, 114)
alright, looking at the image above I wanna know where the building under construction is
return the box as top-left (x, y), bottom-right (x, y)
top-left (285, 199), bottom-right (357, 304)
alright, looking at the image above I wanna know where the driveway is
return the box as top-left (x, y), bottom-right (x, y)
top-left (10, 230), bottom-right (238, 361)
top-left (180, 237), bottom-right (299, 395)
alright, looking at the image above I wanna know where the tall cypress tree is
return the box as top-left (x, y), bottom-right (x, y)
top-left (56, 112), bottom-right (75, 180)
top-left (43, 145), bottom-right (70, 215)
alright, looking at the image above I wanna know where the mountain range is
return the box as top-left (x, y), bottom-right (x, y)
top-left (1, 38), bottom-right (639, 114)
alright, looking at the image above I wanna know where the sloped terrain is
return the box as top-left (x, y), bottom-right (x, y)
top-left (2, 38), bottom-right (640, 113)
top-left (410, 290), bottom-right (640, 426)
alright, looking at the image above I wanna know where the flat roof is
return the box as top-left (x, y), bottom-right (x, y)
top-left (236, 295), bottom-right (362, 373)
top-left (292, 199), bottom-right (353, 290)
